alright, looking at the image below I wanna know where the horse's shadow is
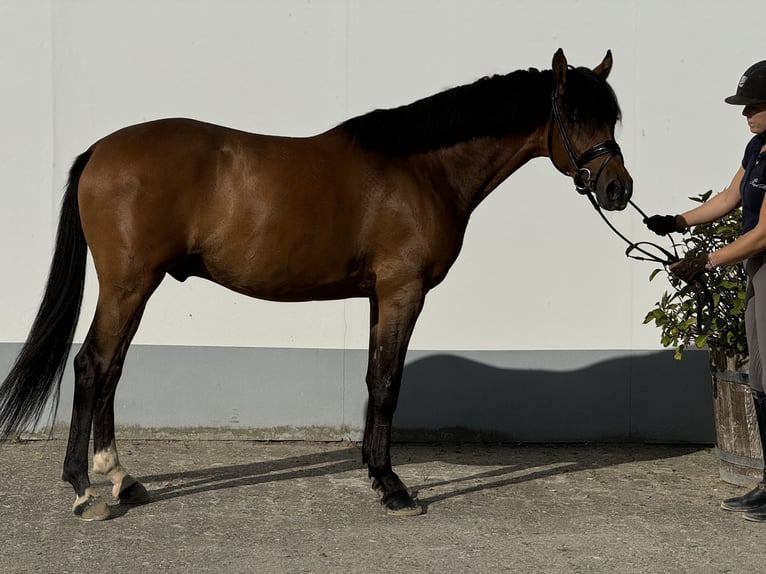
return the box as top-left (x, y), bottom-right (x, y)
top-left (105, 349), bottom-right (713, 517)
top-left (135, 447), bottom-right (360, 503)
top-left (113, 443), bottom-right (703, 516)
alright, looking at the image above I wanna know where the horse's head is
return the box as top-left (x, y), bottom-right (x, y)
top-left (547, 49), bottom-right (633, 211)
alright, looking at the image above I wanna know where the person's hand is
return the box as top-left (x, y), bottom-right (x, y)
top-left (668, 255), bottom-right (708, 284)
top-left (644, 214), bottom-right (686, 236)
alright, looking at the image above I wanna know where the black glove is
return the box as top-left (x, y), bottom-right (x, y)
top-left (669, 255), bottom-right (708, 284)
top-left (644, 214), bottom-right (686, 236)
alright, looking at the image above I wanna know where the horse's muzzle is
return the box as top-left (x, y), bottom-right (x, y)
top-left (596, 168), bottom-right (633, 211)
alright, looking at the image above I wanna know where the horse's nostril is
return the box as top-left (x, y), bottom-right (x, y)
top-left (606, 181), bottom-right (622, 201)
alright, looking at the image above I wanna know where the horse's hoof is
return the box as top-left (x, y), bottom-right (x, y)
top-left (73, 495), bottom-right (110, 521)
top-left (118, 478), bottom-right (151, 505)
top-left (381, 491), bottom-right (423, 517)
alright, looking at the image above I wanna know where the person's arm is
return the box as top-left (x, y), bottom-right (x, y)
top-left (709, 174), bottom-right (766, 267)
top-left (664, 166), bottom-right (747, 282)
top-left (679, 167), bottom-right (744, 227)
top-left (644, 167), bottom-right (744, 235)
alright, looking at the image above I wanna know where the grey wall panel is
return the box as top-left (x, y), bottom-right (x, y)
top-left (0, 345), bottom-right (714, 443)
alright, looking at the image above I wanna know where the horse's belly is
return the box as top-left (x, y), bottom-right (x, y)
top-left (195, 250), bottom-right (372, 303)
top-left (215, 274), bottom-right (370, 302)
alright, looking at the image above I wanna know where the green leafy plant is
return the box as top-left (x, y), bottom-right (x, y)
top-left (644, 191), bottom-right (747, 359)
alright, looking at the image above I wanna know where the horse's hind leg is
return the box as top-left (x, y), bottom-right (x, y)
top-left (63, 277), bottom-right (160, 520)
top-left (363, 282), bottom-right (425, 516)
top-left (92, 363), bottom-right (151, 506)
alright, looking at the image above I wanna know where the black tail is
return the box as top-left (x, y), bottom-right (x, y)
top-left (0, 150), bottom-right (92, 439)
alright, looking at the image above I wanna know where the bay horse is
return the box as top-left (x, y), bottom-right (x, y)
top-left (0, 49), bottom-right (631, 520)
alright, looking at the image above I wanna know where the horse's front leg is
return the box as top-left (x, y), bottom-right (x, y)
top-left (363, 286), bottom-right (424, 516)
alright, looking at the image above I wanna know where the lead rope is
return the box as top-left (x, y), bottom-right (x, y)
top-left (579, 186), bottom-right (678, 263)
top-left (548, 83), bottom-right (712, 334)
top-left (579, 188), bottom-right (713, 334)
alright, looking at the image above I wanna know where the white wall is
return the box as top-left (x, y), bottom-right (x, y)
top-left (0, 0), bottom-right (760, 352)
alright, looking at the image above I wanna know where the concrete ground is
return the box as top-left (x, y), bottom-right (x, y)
top-left (0, 439), bottom-right (761, 574)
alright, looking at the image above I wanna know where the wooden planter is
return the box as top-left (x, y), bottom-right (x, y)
top-left (710, 348), bottom-right (763, 486)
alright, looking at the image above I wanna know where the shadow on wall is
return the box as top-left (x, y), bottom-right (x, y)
top-left (393, 350), bottom-right (715, 444)
top-left (0, 345), bottom-right (714, 443)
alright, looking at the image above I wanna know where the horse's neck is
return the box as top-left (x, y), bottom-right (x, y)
top-left (429, 130), bottom-right (545, 215)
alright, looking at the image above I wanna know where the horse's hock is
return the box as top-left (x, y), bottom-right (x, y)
top-left (710, 349), bottom-right (763, 486)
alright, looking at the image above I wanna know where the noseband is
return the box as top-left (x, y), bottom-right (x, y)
top-left (547, 85), bottom-right (623, 195)
top-left (546, 87), bottom-right (675, 264)
top-left (546, 84), bottom-right (715, 334)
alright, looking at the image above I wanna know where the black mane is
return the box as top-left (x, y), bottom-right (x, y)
top-left (341, 66), bottom-right (621, 155)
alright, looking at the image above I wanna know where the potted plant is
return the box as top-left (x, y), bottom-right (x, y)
top-left (643, 190), bottom-right (756, 485)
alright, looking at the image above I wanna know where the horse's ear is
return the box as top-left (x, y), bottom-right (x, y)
top-left (552, 48), bottom-right (567, 88)
top-left (593, 50), bottom-right (613, 80)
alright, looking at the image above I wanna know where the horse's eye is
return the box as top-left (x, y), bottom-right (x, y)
top-left (568, 114), bottom-right (579, 123)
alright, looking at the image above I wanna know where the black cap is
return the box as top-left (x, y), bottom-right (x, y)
top-left (725, 60), bottom-right (766, 105)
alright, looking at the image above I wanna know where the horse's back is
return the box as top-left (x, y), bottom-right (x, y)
top-left (76, 119), bottom-right (381, 299)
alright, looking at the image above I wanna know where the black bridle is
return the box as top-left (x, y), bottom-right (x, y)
top-left (547, 83), bottom-right (678, 265)
top-left (547, 86), bottom-right (623, 195)
top-left (547, 85), bottom-right (713, 332)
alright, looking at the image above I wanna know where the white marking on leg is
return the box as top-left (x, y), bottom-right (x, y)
top-left (93, 441), bottom-right (130, 498)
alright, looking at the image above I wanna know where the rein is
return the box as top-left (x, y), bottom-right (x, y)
top-left (547, 84), bottom-right (676, 265)
top-left (547, 85), bottom-right (713, 333)
top-left (581, 187), bottom-right (714, 336)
